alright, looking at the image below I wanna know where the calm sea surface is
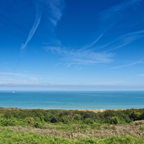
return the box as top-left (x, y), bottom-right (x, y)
top-left (0, 91), bottom-right (144, 109)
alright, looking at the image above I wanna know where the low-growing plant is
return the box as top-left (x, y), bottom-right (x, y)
top-left (110, 116), bottom-right (119, 124)
top-left (1, 128), bottom-right (144, 144)
top-left (0, 118), bottom-right (18, 126)
top-left (23, 117), bottom-right (35, 125)
top-left (140, 126), bottom-right (144, 130)
top-left (130, 111), bottom-right (141, 121)
top-left (34, 122), bottom-right (45, 129)
top-left (84, 118), bottom-right (94, 124)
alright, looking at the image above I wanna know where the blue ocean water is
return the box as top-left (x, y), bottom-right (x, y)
top-left (0, 91), bottom-right (144, 109)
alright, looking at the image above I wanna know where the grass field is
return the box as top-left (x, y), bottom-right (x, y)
top-left (1, 128), bottom-right (144, 144)
top-left (0, 107), bottom-right (144, 143)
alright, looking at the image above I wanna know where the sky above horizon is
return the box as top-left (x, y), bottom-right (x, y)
top-left (0, 0), bottom-right (144, 91)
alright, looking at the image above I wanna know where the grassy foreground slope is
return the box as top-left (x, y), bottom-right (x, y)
top-left (0, 128), bottom-right (144, 144)
top-left (0, 107), bottom-right (144, 143)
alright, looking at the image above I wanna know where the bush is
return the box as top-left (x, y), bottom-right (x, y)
top-left (140, 112), bottom-right (144, 120)
top-left (4, 111), bottom-right (13, 119)
top-left (121, 114), bottom-right (131, 123)
top-left (110, 116), bottom-right (119, 124)
top-left (0, 118), bottom-right (17, 126)
top-left (74, 114), bottom-right (82, 121)
top-left (61, 116), bottom-right (71, 124)
top-left (44, 115), bottom-right (51, 122)
top-left (23, 117), bottom-right (35, 125)
top-left (51, 116), bottom-right (60, 123)
top-left (130, 111), bottom-right (141, 121)
top-left (34, 122), bottom-right (45, 129)
top-left (84, 118), bottom-right (94, 124)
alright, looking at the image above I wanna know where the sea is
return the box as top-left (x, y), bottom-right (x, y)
top-left (0, 91), bottom-right (144, 110)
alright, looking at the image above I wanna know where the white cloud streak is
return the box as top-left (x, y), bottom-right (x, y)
top-left (47, 0), bottom-right (65, 26)
top-left (0, 72), bottom-right (28, 77)
top-left (0, 72), bottom-right (39, 82)
top-left (20, 1), bottom-right (42, 53)
top-left (100, 0), bottom-right (142, 23)
top-left (83, 0), bottom-right (143, 51)
top-left (83, 31), bottom-right (107, 49)
top-left (45, 46), bottom-right (114, 66)
top-left (106, 30), bottom-right (144, 52)
top-left (113, 60), bottom-right (143, 69)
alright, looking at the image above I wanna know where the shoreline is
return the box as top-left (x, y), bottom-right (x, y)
top-left (77, 109), bottom-right (125, 113)
top-left (3, 107), bottom-right (131, 113)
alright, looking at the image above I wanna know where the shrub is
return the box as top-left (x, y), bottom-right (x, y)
top-left (122, 114), bottom-right (131, 123)
top-left (0, 118), bottom-right (17, 126)
top-left (84, 118), bottom-right (94, 124)
top-left (23, 117), bottom-right (35, 125)
top-left (4, 111), bottom-right (13, 119)
top-left (61, 116), bottom-right (71, 124)
top-left (104, 117), bottom-right (111, 124)
top-left (34, 117), bottom-right (41, 122)
top-left (110, 116), bottom-right (119, 124)
top-left (34, 122), bottom-right (45, 129)
top-left (51, 116), bottom-right (60, 123)
top-left (44, 115), bottom-right (51, 122)
top-left (130, 111), bottom-right (141, 121)
top-left (74, 114), bottom-right (82, 121)
top-left (83, 111), bottom-right (95, 119)
top-left (140, 112), bottom-right (144, 120)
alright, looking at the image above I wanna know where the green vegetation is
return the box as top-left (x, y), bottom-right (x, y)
top-left (0, 107), bottom-right (144, 127)
top-left (0, 107), bottom-right (144, 143)
top-left (0, 128), bottom-right (144, 144)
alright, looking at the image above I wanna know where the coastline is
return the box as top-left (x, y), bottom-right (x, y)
top-left (5, 107), bottom-right (127, 112)
top-left (77, 109), bottom-right (125, 113)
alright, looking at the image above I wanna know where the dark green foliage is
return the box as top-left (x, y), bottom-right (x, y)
top-left (121, 114), bottom-right (131, 123)
top-left (34, 122), bottom-right (45, 129)
top-left (140, 112), bottom-right (144, 120)
top-left (44, 115), bottom-right (51, 122)
top-left (61, 116), bottom-right (71, 124)
top-left (130, 111), bottom-right (141, 121)
top-left (0, 107), bottom-right (144, 128)
top-left (4, 111), bottom-right (13, 119)
top-left (0, 118), bottom-right (18, 126)
top-left (84, 118), bottom-right (94, 124)
top-left (23, 117), bottom-right (35, 125)
top-left (110, 116), bottom-right (119, 124)
top-left (74, 114), bottom-right (82, 121)
top-left (51, 115), bottom-right (60, 123)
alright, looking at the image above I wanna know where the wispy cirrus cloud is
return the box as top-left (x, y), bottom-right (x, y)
top-left (113, 60), bottom-right (143, 69)
top-left (83, 31), bottom-right (107, 49)
top-left (0, 72), bottom-right (28, 77)
top-left (43, 0), bottom-right (143, 68)
top-left (46, 30), bottom-right (144, 67)
top-left (45, 46), bottom-right (114, 66)
top-left (20, 0), bottom-right (43, 54)
top-left (46, 0), bottom-right (65, 26)
top-left (106, 30), bottom-right (144, 52)
top-left (0, 72), bottom-right (42, 83)
top-left (99, 0), bottom-right (142, 23)
top-left (20, 0), bottom-right (65, 54)
top-left (84, 0), bottom-right (143, 51)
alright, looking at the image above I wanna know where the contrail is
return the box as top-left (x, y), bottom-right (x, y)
top-left (83, 29), bottom-right (107, 50)
top-left (20, 1), bottom-right (42, 54)
top-left (86, 31), bottom-right (106, 49)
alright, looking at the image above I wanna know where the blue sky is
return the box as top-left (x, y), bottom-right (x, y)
top-left (0, 0), bottom-right (144, 91)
